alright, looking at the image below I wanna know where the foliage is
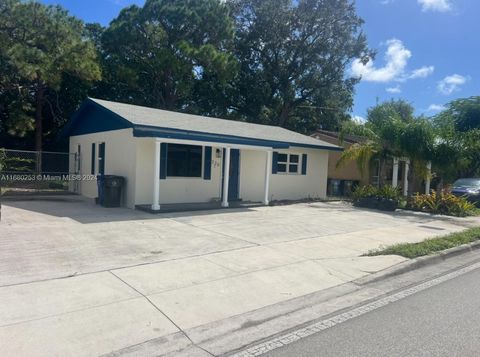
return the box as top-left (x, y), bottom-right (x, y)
top-left (433, 96), bottom-right (480, 181)
top-left (352, 184), bottom-right (401, 202)
top-left (96, 0), bottom-right (237, 114)
top-left (365, 227), bottom-right (480, 259)
top-left (2, 156), bottom-right (36, 173)
top-left (407, 191), bottom-right (476, 217)
top-left (0, 0), bottom-right (101, 150)
top-left (1, 0), bottom-right (373, 149)
top-left (377, 185), bottom-right (402, 201)
top-left (228, 0), bottom-right (372, 132)
top-left (0, 149), bottom-right (6, 171)
top-left (338, 100), bottom-right (435, 188)
top-left (352, 184), bottom-right (378, 200)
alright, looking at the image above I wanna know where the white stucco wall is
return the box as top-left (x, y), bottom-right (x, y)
top-left (240, 148), bottom-right (329, 202)
top-left (134, 140), bottom-right (224, 205)
top-left (69, 128), bottom-right (137, 208)
top-left (70, 130), bottom-right (329, 208)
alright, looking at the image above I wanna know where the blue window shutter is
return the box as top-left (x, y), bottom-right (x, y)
top-left (98, 142), bottom-right (105, 175)
top-left (272, 152), bottom-right (278, 174)
top-left (91, 143), bottom-right (96, 175)
top-left (301, 154), bottom-right (307, 175)
top-left (204, 146), bottom-right (212, 180)
top-left (160, 143), bottom-right (168, 179)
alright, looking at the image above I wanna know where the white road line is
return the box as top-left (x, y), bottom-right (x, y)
top-left (229, 261), bottom-right (480, 357)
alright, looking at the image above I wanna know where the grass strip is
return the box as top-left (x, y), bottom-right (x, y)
top-left (365, 227), bottom-right (480, 259)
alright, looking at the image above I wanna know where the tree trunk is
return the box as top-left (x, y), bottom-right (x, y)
top-left (35, 87), bottom-right (45, 152)
top-left (277, 102), bottom-right (291, 127)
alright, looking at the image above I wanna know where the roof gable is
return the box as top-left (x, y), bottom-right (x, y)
top-left (62, 99), bottom-right (132, 137)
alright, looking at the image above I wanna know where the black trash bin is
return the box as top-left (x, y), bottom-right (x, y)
top-left (97, 175), bottom-right (124, 207)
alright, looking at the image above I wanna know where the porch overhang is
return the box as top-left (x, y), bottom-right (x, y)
top-left (133, 125), bottom-right (286, 149)
top-left (133, 125), bottom-right (343, 152)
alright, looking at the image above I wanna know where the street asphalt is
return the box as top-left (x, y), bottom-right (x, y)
top-left (265, 264), bottom-right (480, 357)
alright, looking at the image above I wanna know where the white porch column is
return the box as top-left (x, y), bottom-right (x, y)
top-left (403, 159), bottom-right (410, 196)
top-left (222, 147), bottom-right (231, 208)
top-left (425, 161), bottom-right (432, 194)
top-left (263, 150), bottom-right (272, 205)
top-left (151, 140), bottom-right (161, 211)
top-left (392, 157), bottom-right (399, 188)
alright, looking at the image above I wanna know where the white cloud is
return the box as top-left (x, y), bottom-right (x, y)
top-left (352, 115), bottom-right (366, 123)
top-left (386, 86), bottom-right (402, 94)
top-left (437, 74), bottom-right (469, 95)
top-left (427, 104), bottom-right (446, 112)
top-left (407, 66), bottom-right (435, 79)
top-left (351, 39), bottom-right (434, 83)
top-left (418, 0), bottom-right (452, 12)
top-left (351, 39), bottom-right (411, 83)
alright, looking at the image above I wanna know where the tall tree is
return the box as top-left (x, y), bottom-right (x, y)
top-left (433, 96), bottom-right (480, 180)
top-left (0, 0), bottom-right (101, 151)
top-left (228, 0), bottom-right (372, 132)
top-left (97, 0), bottom-right (237, 114)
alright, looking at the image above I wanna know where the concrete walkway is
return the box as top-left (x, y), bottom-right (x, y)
top-left (0, 197), bottom-right (478, 356)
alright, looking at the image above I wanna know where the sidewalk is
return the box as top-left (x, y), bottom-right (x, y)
top-left (0, 199), bottom-right (478, 356)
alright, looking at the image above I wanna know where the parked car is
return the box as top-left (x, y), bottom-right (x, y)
top-left (451, 178), bottom-right (480, 205)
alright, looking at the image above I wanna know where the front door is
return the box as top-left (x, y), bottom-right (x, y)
top-left (229, 149), bottom-right (240, 201)
top-left (222, 149), bottom-right (240, 201)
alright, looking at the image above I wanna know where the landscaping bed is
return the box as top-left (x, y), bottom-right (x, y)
top-left (365, 227), bottom-right (480, 259)
top-left (352, 185), bottom-right (477, 217)
top-left (352, 185), bottom-right (402, 212)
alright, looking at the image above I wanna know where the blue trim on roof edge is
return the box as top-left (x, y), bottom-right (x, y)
top-left (62, 98), bottom-right (342, 152)
top-left (132, 126), bottom-right (290, 149)
top-left (133, 125), bottom-right (342, 151)
top-left (60, 98), bottom-right (133, 138)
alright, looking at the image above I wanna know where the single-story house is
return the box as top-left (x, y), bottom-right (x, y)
top-left (62, 98), bottom-right (342, 210)
top-left (311, 129), bottom-right (431, 196)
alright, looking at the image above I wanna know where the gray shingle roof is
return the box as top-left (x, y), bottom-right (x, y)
top-left (89, 98), bottom-right (340, 150)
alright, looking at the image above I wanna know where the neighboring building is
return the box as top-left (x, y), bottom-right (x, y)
top-left (311, 130), bottom-right (368, 196)
top-left (311, 130), bottom-right (430, 196)
top-left (62, 98), bottom-right (342, 210)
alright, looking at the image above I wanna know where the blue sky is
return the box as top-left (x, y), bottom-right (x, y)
top-left (42, 0), bottom-right (478, 120)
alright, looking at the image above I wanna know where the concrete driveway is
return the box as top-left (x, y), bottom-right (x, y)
top-left (0, 196), bottom-right (476, 356)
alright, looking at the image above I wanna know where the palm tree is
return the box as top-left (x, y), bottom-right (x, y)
top-left (337, 100), bottom-right (435, 188)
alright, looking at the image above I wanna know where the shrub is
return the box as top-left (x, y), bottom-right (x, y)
top-left (407, 190), bottom-right (476, 217)
top-left (352, 185), bottom-right (378, 201)
top-left (378, 185), bottom-right (401, 201)
top-left (352, 185), bottom-right (401, 202)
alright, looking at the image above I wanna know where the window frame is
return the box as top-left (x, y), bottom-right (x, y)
top-left (276, 153), bottom-right (301, 175)
top-left (166, 143), bottom-right (204, 179)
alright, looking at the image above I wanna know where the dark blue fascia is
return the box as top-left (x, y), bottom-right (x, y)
top-left (132, 125), bottom-right (291, 149)
top-left (60, 98), bottom-right (133, 138)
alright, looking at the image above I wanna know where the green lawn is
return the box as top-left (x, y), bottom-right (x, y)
top-left (365, 227), bottom-right (480, 259)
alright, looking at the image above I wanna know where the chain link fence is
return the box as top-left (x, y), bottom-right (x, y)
top-left (0, 148), bottom-right (79, 193)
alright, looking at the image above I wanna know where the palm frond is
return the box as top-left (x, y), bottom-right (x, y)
top-left (336, 141), bottom-right (377, 177)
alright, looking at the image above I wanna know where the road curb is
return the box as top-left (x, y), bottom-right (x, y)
top-left (354, 240), bottom-right (480, 286)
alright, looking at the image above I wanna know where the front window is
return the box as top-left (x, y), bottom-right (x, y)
top-left (277, 153), bottom-right (300, 174)
top-left (167, 144), bottom-right (202, 177)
